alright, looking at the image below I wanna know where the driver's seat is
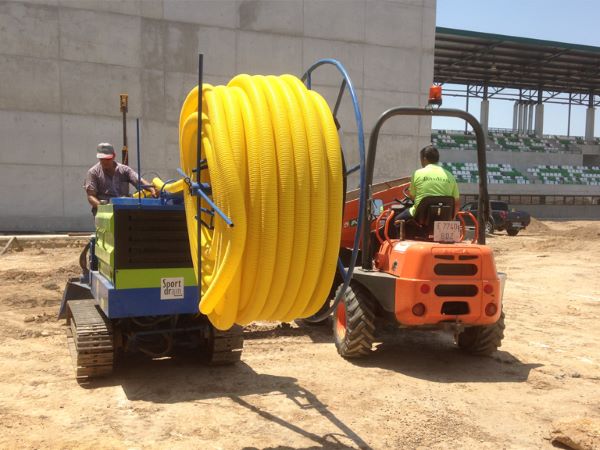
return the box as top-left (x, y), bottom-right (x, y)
top-left (411, 196), bottom-right (455, 238)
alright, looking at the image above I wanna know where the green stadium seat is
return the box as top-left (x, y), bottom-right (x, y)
top-left (442, 162), bottom-right (530, 185)
top-left (527, 165), bottom-right (600, 185)
top-left (432, 129), bottom-right (586, 155)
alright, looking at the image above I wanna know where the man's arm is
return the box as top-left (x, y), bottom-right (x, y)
top-left (452, 181), bottom-right (460, 217)
top-left (84, 170), bottom-right (101, 208)
top-left (86, 189), bottom-right (101, 208)
top-left (407, 174), bottom-right (416, 200)
top-left (126, 166), bottom-right (157, 197)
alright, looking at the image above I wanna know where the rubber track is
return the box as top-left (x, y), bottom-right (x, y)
top-left (206, 325), bottom-right (244, 366)
top-left (457, 311), bottom-right (505, 356)
top-left (335, 283), bottom-right (375, 358)
top-left (66, 300), bottom-right (114, 379)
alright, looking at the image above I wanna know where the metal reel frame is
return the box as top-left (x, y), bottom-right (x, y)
top-left (301, 58), bottom-right (367, 323)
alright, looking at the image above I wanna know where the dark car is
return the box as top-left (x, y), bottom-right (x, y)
top-left (460, 200), bottom-right (531, 236)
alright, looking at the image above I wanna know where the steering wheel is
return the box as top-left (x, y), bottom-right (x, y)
top-left (394, 184), bottom-right (413, 207)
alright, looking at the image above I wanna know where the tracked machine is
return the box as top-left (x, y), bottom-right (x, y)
top-left (58, 56), bottom-right (249, 380)
top-left (58, 195), bottom-right (243, 379)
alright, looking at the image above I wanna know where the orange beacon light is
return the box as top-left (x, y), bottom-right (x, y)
top-left (428, 84), bottom-right (442, 106)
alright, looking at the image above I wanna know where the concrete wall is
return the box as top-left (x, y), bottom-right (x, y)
top-left (581, 144), bottom-right (600, 166)
top-left (458, 183), bottom-right (600, 219)
top-left (0, 0), bottom-right (436, 232)
top-left (518, 205), bottom-right (598, 220)
top-left (459, 183), bottom-right (599, 197)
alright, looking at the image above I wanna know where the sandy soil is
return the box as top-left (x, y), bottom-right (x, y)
top-left (0, 222), bottom-right (599, 449)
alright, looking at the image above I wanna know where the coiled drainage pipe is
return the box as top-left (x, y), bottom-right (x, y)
top-left (178, 74), bottom-right (343, 330)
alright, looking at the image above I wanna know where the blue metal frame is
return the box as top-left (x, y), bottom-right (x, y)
top-left (91, 270), bottom-right (199, 319)
top-left (110, 197), bottom-right (184, 210)
top-left (175, 55), bottom-right (233, 308)
top-left (301, 58), bottom-right (366, 321)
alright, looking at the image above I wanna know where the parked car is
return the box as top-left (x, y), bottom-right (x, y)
top-left (460, 200), bottom-right (531, 236)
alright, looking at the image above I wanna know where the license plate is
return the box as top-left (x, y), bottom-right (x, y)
top-left (434, 221), bottom-right (461, 243)
top-left (512, 222), bottom-right (522, 228)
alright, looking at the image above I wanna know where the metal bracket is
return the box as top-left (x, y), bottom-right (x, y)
top-left (176, 167), bottom-right (234, 227)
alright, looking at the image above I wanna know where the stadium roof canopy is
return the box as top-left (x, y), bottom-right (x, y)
top-left (435, 27), bottom-right (600, 96)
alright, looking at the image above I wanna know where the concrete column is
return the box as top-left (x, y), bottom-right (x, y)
top-left (535, 103), bottom-right (544, 137)
top-left (522, 102), bottom-right (529, 134)
top-left (527, 101), bottom-right (535, 134)
top-left (586, 94), bottom-right (595, 143)
top-left (586, 107), bottom-right (595, 143)
top-left (480, 99), bottom-right (489, 135)
top-left (513, 101), bottom-right (519, 132)
top-left (567, 95), bottom-right (572, 137)
top-left (518, 101), bottom-right (525, 134)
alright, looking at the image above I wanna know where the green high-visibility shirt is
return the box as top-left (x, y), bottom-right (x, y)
top-left (408, 163), bottom-right (460, 216)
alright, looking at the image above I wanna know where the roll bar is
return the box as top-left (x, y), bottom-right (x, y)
top-left (361, 108), bottom-right (490, 270)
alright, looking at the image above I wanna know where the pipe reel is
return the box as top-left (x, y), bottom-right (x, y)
top-left (178, 59), bottom-right (366, 330)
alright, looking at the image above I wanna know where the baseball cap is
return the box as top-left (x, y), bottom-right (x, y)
top-left (96, 143), bottom-right (115, 159)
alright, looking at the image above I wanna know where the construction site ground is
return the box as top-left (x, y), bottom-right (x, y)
top-left (0, 220), bottom-right (599, 449)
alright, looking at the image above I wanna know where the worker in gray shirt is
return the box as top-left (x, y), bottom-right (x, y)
top-left (84, 143), bottom-right (156, 215)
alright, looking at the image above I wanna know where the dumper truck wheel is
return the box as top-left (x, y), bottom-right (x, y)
top-left (506, 227), bottom-right (519, 236)
top-left (333, 282), bottom-right (375, 358)
top-left (456, 311), bottom-right (505, 356)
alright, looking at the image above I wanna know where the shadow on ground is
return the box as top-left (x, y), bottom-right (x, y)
top-left (74, 325), bottom-right (539, 449)
top-left (352, 328), bottom-right (541, 383)
top-left (84, 358), bottom-right (371, 449)
top-left (233, 386), bottom-right (372, 450)
top-left (242, 324), bottom-right (540, 384)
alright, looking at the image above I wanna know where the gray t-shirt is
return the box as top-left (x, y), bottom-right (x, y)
top-left (84, 162), bottom-right (140, 201)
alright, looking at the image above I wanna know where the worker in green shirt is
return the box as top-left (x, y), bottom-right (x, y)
top-left (397, 145), bottom-right (460, 221)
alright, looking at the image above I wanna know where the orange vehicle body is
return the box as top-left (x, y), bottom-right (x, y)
top-left (373, 240), bottom-right (502, 326)
top-left (341, 178), bottom-right (504, 328)
top-left (341, 178), bottom-right (410, 249)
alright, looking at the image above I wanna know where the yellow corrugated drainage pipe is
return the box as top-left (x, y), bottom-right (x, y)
top-left (178, 74), bottom-right (343, 330)
top-left (133, 177), bottom-right (186, 198)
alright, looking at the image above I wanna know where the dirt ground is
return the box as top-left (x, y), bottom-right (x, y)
top-left (0, 221), bottom-right (599, 450)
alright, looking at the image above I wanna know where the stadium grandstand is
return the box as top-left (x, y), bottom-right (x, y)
top-left (433, 28), bottom-right (600, 219)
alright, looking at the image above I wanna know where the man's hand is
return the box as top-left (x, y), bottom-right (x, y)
top-left (139, 178), bottom-right (157, 198)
